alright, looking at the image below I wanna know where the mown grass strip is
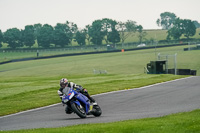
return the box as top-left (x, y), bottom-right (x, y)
top-left (1, 109), bottom-right (200, 133)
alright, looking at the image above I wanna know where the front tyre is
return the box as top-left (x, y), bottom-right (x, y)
top-left (71, 103), bottom-right (87, 118)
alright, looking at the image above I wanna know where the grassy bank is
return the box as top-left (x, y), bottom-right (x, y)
top-left (0, 74), bottom-right (187, 116)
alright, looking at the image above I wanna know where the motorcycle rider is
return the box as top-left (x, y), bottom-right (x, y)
top-left (58, 78), bottom-right (96, 114)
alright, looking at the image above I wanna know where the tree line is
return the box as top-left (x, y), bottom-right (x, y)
top-left (0, 19), bottom-right (145, 49)
top-left (0, 12), bottom-right (200, 49)
top-left (157, 12), bottom-right (200, 40)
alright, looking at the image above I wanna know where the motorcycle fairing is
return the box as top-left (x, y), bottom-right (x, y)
top-left (76, 93), bottom-right (90, 113)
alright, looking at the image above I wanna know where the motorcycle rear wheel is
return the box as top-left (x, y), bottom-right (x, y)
top-left (92, 105), bottom-right (102, 117)
top-left (71, 103), bottom-right (87, 118)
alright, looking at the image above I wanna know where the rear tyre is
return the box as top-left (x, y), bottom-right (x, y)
top-left (71, 103), bottom-right (87, 118)
top-left (92, 105), bottom-right (102, 117)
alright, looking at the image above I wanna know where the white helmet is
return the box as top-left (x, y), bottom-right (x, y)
top-left (60, 78), bottom-right (68, 87)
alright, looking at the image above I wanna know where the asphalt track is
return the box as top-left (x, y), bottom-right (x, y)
top-left (0, 76), bottom-right (200, 131)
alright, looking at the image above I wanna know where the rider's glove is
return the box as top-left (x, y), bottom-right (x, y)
top-left (83, 88), bottom-right (87, 92)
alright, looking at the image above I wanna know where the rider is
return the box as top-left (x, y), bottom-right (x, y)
top-left (58, 78), bottom-right (96, 113)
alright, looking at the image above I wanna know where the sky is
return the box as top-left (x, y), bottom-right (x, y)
top-left (0, 0), bottom-right (200, 32)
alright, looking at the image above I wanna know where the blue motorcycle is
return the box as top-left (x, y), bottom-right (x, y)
top-left (62, 87), bottom-right (102, 118)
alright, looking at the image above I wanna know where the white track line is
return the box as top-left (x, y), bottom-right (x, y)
top-left (0, 76), bottom-right (194, 119)
top-left (0, 103), bottom-right (61, 119)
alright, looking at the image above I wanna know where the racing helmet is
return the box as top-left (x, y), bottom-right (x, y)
top-left (60, 78), bottom-right (68, 88)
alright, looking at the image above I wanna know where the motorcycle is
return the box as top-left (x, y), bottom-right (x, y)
top-left (62, 87), bottom-right (102, 118)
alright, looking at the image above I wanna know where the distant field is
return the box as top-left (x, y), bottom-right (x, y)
top-left (129, 28), bottom-right (200, 43)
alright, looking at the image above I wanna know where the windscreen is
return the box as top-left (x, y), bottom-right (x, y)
top-left (62, 87), bottom-right (70, 95)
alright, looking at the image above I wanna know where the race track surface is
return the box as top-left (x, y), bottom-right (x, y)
top-left (0, 76), bottom-right (200, 131)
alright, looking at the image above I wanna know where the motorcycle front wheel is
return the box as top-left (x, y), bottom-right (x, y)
top-left (71, 103), bottom-right (87, 118)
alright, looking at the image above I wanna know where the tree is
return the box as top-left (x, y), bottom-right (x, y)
top-left (22, 25), bottom-right (35, 47)
top-left (167, 18), bottom-right (196, 40)
top-left (137, 25), bottom-right (147, 44)
top-left (88, 20), bottom-right (106, 45)
top-left (37, 24), bottom-right (54, 48)
top-left (193, 21), bottom-right (200, 28)
top-left (53, 23), bottom-right (72, 47)
top-left (182, 19), bottom-right (196, 39)
top-left (167, 18), bottom-right (184, 40)
top-left (117, 22), bottom-right (126, 45)
top-left (101, 18), bottom-right (112, 44)
top-left (33, 23), bottom-right (42, 38)
top-left (157, 12), bottom-right (177, 30)
top-left (84, 25), bottom-right (91, 45)
top-left (65, 21), bottom-right (78, 45)
top-left (4, 28), bottom-right (22, 49)
top-left (107, 28), bottom-right (120, 45)
top-left (117, 20), bottom-right (137, 45)
top-left (74, 30), bottom-right (86, 46)
top-left (107, 20), bottom-right (120, 44)
top-left (0, 30), bottom-right (3, 48)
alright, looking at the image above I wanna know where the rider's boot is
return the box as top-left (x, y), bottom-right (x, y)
top-left (82, 90), bottom-right (96, 103)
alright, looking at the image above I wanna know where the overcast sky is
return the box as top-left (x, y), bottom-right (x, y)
top-left (0, 0), bottom-right (199, 32)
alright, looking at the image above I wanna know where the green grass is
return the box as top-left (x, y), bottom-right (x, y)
top-left (1, 109), bottom-right (200, 133)
top-left (1, 45), bottom-right (200, 75)
top-left (0, 44), bottom-right (199, 132)
top-left (0, 74), bottom-right (187, 116)
top-left (0, 45), bottom-right (199, 116)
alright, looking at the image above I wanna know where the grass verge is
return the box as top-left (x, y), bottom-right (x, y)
top-left (1, 109), bottom-right (200, 133)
